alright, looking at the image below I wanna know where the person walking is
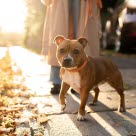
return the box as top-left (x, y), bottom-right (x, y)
top-left (41, 0), bottom-right (102, 94)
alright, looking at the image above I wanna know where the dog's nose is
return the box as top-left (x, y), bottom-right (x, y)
top-left (63, 57), bottom-right (71, 63)
top-left (62, 57), bottom-right (72, 67)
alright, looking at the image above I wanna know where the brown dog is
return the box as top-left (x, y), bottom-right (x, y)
top-left (54, 35), bottom-right (126, 121)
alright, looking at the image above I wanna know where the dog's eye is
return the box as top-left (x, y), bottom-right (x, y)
top-left (59, 48), bottom-right (65, 53)
top-left (73, 49), bottom-right (79, 54)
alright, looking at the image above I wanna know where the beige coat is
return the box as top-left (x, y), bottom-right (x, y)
top-left (41, 0), bottom-right (102, 66)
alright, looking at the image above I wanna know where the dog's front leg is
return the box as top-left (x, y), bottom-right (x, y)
top-left (59, 81), bottom-right (70, 111)
top-left (77, 90), bottom-right (89, 121)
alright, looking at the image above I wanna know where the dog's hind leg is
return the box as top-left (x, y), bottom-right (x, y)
top-left (89, 87), bottom-right (100, 105)
top-left (108, 71), bottom-right (126, 112)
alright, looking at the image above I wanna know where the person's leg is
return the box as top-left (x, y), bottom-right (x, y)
top-left (50, 66), bottom-right (61, 94)
top-left (50, 66), bottom-right (61, 84)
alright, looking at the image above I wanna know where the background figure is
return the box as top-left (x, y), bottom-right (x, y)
top-left (41, 0), bottom-right (69, 94)
top-left (41, 0), bottom-right (102, 94)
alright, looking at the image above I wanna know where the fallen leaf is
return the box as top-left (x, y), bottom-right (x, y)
top-left (34, 132), bottom-right (44, 136)
top-left (37, 114), bottom-right (48, 124)
top-left (0, 127), bottom-right (14, 134)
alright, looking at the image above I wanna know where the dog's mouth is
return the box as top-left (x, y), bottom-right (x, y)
top-left (62, 62), bottom-right (77, 69)
top-left (63, 66), bottom-right (77, 70)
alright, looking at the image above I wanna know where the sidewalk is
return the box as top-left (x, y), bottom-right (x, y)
top-left (9, 46), bottom-right (136, 136)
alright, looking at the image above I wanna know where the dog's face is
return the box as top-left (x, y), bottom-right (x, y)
top-left (54, 35), bottom-right (88, 69)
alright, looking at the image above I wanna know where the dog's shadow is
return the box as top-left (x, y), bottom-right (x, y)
top-left (44, 89), bottom-right (136, 136)
top-left (51, 90), bottom-right (119, 114)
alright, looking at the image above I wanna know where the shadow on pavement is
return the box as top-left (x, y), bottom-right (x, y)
top-left (46, 90), bottom-right (136, 136)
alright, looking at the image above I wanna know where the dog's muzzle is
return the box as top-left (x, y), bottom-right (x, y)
top-left (62, 57), bottom-right (73, 68)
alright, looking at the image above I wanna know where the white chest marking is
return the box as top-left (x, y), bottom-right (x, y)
top-left (62, 71), bottom-right (81, 93)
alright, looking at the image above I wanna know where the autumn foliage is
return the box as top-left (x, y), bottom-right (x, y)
top-left (0, 49), bottom-right (48, 136)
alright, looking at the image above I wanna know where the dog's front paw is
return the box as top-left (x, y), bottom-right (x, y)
top-left (77, 113), bottom-right (86, 121)
top-left (61, 104), bottom-right (66, 111)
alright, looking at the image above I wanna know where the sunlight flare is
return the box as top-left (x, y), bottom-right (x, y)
top-left (0, 0), bottom-right (27, 33)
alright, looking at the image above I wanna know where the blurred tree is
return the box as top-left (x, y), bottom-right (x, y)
top-left (24, 0), bottom-right (45, 53)
top-left (0, 32), bottom-right (23, 46)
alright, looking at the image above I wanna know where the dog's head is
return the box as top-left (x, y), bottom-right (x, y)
top-left (54, 35), bottom-right (88, 69)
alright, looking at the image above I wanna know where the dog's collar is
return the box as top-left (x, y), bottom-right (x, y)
top-left (66, 59), bottom-right (88, 72)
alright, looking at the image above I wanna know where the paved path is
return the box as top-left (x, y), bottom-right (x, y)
top-left (8, 46), bottom-right (136, 136)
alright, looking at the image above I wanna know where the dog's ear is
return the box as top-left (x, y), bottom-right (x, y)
top-left (78, 38), bottom-right (88, 48)
top-left (54, 35), bottom-right (65, 46)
